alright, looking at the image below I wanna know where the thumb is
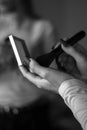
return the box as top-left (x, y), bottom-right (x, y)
top-left (29, 58), bottom-right (48, 78)
top-left (61, 44), bottom-right (84, 63)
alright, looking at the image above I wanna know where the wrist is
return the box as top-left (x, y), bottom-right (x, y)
top-left (58, 73), bottom-right (74, 91)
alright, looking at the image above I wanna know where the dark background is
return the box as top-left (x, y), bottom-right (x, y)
top-left (33, 0), bottom-right (87, 48)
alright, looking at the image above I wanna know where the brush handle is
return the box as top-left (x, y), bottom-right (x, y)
top-left (36, 30), bottom-right (86, 67)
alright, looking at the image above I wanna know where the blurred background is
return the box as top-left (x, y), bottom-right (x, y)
top-left (0, 0), bottom-right (86, 130)
top-left (33, 0), bottom-right (87, 48)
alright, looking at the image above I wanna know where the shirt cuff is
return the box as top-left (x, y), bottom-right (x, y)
top-left (58, 79), bottom-right (85, 97)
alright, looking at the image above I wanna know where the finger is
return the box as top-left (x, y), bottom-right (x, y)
top-left (61, 44), bottom-right (85, 63)
top-left (29, 58), bottom-right (49, 78)
top-left (19, 65), bottom-right (38, 81)
top-left (20, 60), bottom-right (72, 90)
top-left (19, 65), bottom-right (52, 89)
top-left (29, 59), bottom-right (59, 86)
top-left (74, 43), bottom-right (87, 56)
top-left (19, 65), bottom-right (42, 86)
top-left (29, 59), bottom-right (72, 85)
top-left (19, 65), bottom-right (29, 77)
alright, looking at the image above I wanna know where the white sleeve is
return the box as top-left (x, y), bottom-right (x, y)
top-left (58, 79), bottom-right (87, 130)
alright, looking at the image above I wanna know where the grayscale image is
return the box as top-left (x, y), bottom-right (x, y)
top-left (0, 0), bottom-right (86, 130)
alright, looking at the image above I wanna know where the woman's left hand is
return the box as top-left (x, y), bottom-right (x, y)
top-left (19, 59), bottom-right (73, 93)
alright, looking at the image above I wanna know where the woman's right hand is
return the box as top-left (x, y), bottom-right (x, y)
top-left (59, 43), bottom-right (87, 81)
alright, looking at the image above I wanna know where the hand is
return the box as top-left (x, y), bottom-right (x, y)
top-left (19, 59), bottom-right (73, 93)
top-left (57, 43), bottom-right (87, 81)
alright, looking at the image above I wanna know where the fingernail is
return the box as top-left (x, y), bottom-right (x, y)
top-left (60, 39), bottom-right (69, 47)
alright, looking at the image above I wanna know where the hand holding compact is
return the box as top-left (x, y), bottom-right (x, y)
top-left (19, 58), bottom-right (73, 92)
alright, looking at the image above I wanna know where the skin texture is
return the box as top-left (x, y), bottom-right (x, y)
top-left (19, 44), bottom-right (87, 92)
